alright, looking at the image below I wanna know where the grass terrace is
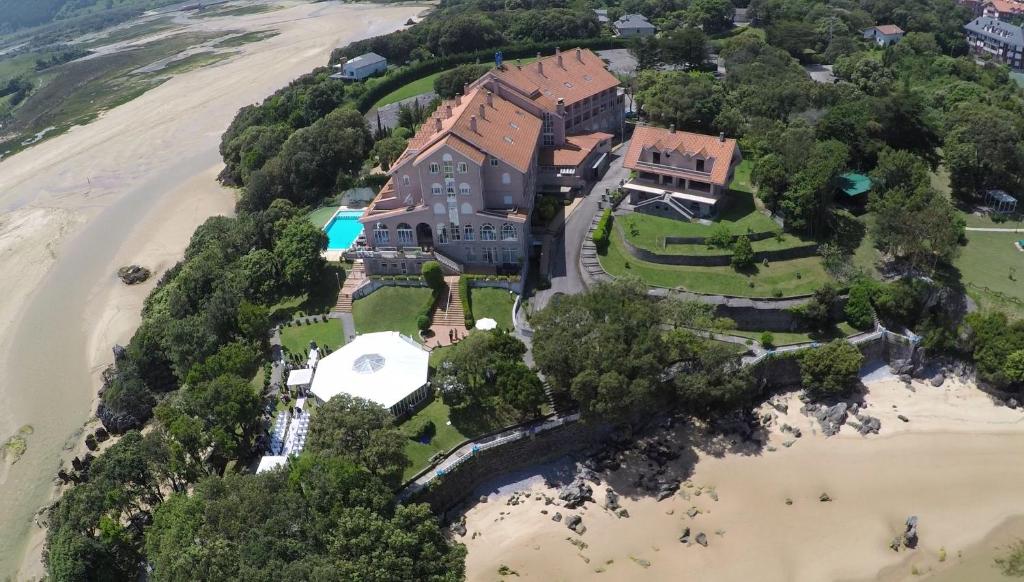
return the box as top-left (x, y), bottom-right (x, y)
top-left (399, 397), bottom-right (469, 481)
top-left (280, 318), bottom-right (346, 357)
top-left (467, 287), bottom-right (516, 329)
top-left (352, 286), bottom-right (433, 339)
top-left (308, 205), bottom-right (340, 228)
top-left (728, 159), bottom-right (754, 193)
top-left (621, 192), bottom-right (779, 242)
top-left (955, 230), bottom-right (1024, 315)
top-left (600, 226), bottom-right (832, 297)
top-left (372, 57), bottom-right (539, 109)
top-left (621, 214), bottom-right (810, 256)
top-left (725, 322), bottom-right (862, 346)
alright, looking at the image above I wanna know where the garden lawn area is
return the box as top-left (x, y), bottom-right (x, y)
top-left (280, 319), bottom-right (346, 357)
top-left (961, 211), bottom-right (1024, 229)
top-left (373, 57), bottom-right (539, 109)
top-left (468, 287), bottom-right (516, 329)
top-left (600, 227), bottom-right (832, 297)
top-left (308, 205), bottom-right (339, 228)
top-left (268, 263), bottom-right (347, 321)
top-left (954, 231), bottom-right (1024, 314)
top-left (622, 217), bottom-right (812, 255)
top-left (352, 286), bottom-right (433, 339)
top-left (851, 213), bottom-right (883, 279)
top-left (728, 159), bottom-right (754, 193)
top-left (725, 322), bottom-right (861, 346)
top-left (399, 397), bottom-right (469, 481)
top-left (618, 193), bottom-right (779, 243)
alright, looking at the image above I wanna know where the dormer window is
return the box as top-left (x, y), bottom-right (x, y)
top-left (696, 159), bottom-right (706, 172)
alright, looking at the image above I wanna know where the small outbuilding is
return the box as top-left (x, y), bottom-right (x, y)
top-left (614, 14), bottom-right (656, 37)
top-left (309, 331), bottom-right (430, 416)
top-left (986, 189), bottom-right (1019, 214)
top-left (331, 52), bottom-right (387, 81)
top-left (863, 24), bottom-right (905, 47)
top-left (839, 172), bottom-right (872, 198)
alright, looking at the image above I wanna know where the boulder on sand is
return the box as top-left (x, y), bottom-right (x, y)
top-left (930, 373), bottom-right (945, 387)
top-left (117, 265), bottom-right (151, 285)
top-left (604, 488), bottom-right (620, 512)
top-left (565, 514), bottom-right (585, 534)
top-left (679, 527), bottom-right (691, 544)
top-left (695, 532), bottom-right (708, 547)
top-left (558, 478), bottom-right (593, 508)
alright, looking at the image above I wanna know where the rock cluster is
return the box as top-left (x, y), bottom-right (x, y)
top-left (117, 265), bottom-right (151, 285)
top-left (802, 402), bottom-right (849, 436)
top-left (565, 514), bottom-right (586, 535)
top-left (851, 413), bottom-right (881, 435)
top-left (558, 478), bottom-right (593, 509)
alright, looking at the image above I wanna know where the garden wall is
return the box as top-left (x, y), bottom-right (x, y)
top-left (713, 299), bottom-right (848, 332)
top-left (618, 229), bottom-right (820, 267)
top-left (664, 231), bottom-right (778, 246)
top-left (750, 332), bottom-right (916, 388)
top-left (354, 278), bottom-right (428, 300)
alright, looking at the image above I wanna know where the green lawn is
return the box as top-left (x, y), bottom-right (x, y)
top-left (268, 263), bottom-right (346, 321)
top-left (851, 213), bottom-right (883, 279)
top-left (962, 211), bottom-right (1024, 230)
top-left (619, 193), bottom-right (779, 245)
top-left (352, 286), bottom-right (433, 339)
top-left (399, 397), bottom-right (469, 481)
top-left (726, 322), bottom-right (861, 346)
top-left (280, 319), bottom-right (346, 357)
top-left (955, 231), bottom-right (1024, 314)
top-left (373, 57), bottom-right (539, 109)
top-left (468, 287), bottom-right (516, 329)
top-left (308, 205), bottom-right (339, 229)
top-left (728, 159), bottom-right (755, 193)
top-left (622, 215), bottom-right (811, 256)
top-left (600, 226), bottom-right (832, 297)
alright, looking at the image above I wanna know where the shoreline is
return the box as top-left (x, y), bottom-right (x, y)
top-left (458, 375), bottom-right (1024, 582)
top-left (0, 2), bottom-right (428, 576)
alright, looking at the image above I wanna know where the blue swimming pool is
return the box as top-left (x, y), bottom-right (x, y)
top-left (324, 210), bottom-right (365, 250)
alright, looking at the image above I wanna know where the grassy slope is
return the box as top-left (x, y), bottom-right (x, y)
top-left (468, 287), bottom-right (515, 329)
top-left (399, 397), bottom-right (469, 481)
top-left (308, 205), bottom-right (339, 229)
top-left (279, 319), bottom-right (346, 357)
top-left (726, 322), bottom-right (861, 346)
top-left (373, 56), bottom-right (539, 109)
top-left (620, 192), bottom-right (779, 243)
top-left (621, 213), bottom-right (809, 255)
top-left (955, 231), bottom-right (1024, 314)
top-left (352, 286), bottom-right (433, 339)
top-left (600, 226), bottom-right (831, 297)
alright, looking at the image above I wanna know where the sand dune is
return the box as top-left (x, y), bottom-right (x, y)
top-left (0, 2), bottom-right (426, 576)
top-left (460, 376), bottom-right (1024, 581)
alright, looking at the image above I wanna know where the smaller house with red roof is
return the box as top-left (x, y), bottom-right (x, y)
top-left (863, 24), bottom-right (905, 47)
top-left (622, 125), bottom-right (743, 221)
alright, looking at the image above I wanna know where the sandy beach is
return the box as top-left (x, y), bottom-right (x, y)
top-left (460, 374), bottom-right (1024, 581)
top-left (0, 1), bottom-right (425, 577)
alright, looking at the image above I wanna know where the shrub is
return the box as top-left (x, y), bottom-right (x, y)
top-left (421, 261), bottom-right (443, 290)
top-left (760, 332), bottom-right (775, 349)
top-left (708, 223), bottom-right (732, 249)
top-left (731, 235), bottom-right (755, 270)
top-left (799, 340), bottom-right (864, 399)
top-left (592, 208), bottom-right (613, 254)
top-left (416, 314), bottom-right (430, 331)
top-left (460, 275), bottom-right (475, 329)
top-left (844, 279), bottom-right (876, 330)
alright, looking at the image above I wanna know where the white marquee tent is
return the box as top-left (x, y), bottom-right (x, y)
top-left (309, 331), bottom-right (430, 415)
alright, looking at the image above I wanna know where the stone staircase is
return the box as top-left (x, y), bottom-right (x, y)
top-left (333, 260), bottom-right (366, 313)
top-left (431, 275), bottom-right (466, 327)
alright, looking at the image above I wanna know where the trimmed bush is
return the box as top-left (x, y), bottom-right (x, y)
top-left (731, 235), bottom-right (754, 270)
top-left (416, 314), bottom-right (430, 331)
top-left (845, 279), bottom-right (877, 330)
top-left (592, 208), bottom-right (613, 254)
top-left (422, 261), bottom-right (444, 290)
top-left (760, 332), bottom-right (775, 349)
top-left (460, 275), bottom-right (475, 329)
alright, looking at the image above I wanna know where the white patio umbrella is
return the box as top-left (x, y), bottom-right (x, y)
top-left (475, 318), bottom-right (498, 330)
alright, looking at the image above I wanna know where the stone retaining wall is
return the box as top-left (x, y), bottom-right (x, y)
top-left (618, 225), bottom-right (819, 267)
top-left (664, 230), bottom-right (777, 246)
top-left (353, 278), bottom-right (428, 300)
top-left (714, 300), bottom-right (848, 332)
top-left (751, 332), bottom-right (916, 388)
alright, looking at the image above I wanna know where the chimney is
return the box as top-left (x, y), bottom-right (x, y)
top-left (536, 54), bottom-right (543, 75)
top-left (486, 90), bottom-right (493, 107)
top-left (455, 93), bottom-right (462, 106)
top-left (669, 124), bottom-right (676, 133)
top-left (556, 97), bottom-right (565, 116)
top-left (444, 104), bottom-right (452, 118)
top-left (470, 115), bottom-right (478, 133)
top-left (576, 47), bottom-right (582, 62)
top-left (719, 132), bottom-right (725, 142)
top-left (464, 82), bottom-right (470, 95)
top-left (479, 103), bottom-right (486, 120)
top-left (434, 116), bottom-right (442, 133)
top-left (556, 47), bottom-right (562, 68)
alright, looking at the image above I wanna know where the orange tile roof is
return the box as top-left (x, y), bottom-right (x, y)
top-left (986, 0), bottom-right (1024, 13)
top-left (490, 48), bottom-right (620, 110)
top-left (414, 134), bottom-right (486, 166)
top-left (624, 125), bottom-right (740, 186)
top-left (392, 86), bottom-right (541, 174)
top-left (538, 131), bottom-right (612, 167)
top-left (874, 24), bottom-right (905, 35)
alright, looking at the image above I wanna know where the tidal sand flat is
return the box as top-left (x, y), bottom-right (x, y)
top-left (0, 1), bottom-right (425, 576)
top-left (460, 377), bottom-right (1024, 581)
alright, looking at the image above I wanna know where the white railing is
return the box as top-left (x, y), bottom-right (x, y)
top-left (433, 248), bottom-right (463, 274)
top-left (635, 159), bottom-right (713, 178)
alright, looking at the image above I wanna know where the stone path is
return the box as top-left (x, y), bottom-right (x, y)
top-left (332, 260), bottom-right (366, 314)
top-left (964, 226), bottom-right (1024, 232)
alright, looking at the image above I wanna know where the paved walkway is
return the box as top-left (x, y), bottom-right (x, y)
top-left (965, 227), bottom-right (1024, 232)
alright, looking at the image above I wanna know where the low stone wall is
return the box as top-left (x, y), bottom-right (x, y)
top-left (715, 299), bottom-right (848, 332)
top-left (466, 278), bottom-right (520, 293)
top-left (409, 419), bottom-right (611, 516)
top-left (751, 332), bottom-right (917, 388)
top-left (618, 225), bottom-right (820, 267)
top-left (664, 230), bottom-right (777, 246)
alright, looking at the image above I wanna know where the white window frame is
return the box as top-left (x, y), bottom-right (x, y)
top-left (396, 224), bottom-right (413, 245)
top-left (501, 223), bottom-right (518, 241)
top-left (490, 157), bottom-right (499, 167)
top-left (373, 223), bottom-right (390, 244)
top-left (431, 184), bottom-right (442, 196)
top-left (459, 183), bottom-right (471, 195)
top-left (436, 224), bottom-right (449, 245)
top-left (458, 162), bottom-right (468, 174)
top-left (429, 162), bottom-right (440, 174)
top-left (481, 223), bottom-right (496, 241)
top-left (463, 224), bottom-right (475, 241)
top-left (502, 247), bottom-right (518, 264)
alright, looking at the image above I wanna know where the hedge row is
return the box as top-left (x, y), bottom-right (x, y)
top-left (369, 274), bottom-right (426, 281)
top-left (593, 208), bottom-right (613, 254)
top-left (459, 275), bottom-right (474, 329)
top-left (355, 37), bottom-right (629, 113)
top-left (417, 288), bottom-right (438, 332)
top-left (461, 274), bottom-right (520, 283)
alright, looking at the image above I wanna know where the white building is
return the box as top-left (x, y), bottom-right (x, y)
top-left (332, 52), bottom-right (388, 80)
top-left (309, 331), bottom-right (430, 416)
top-left (863, 24), bottom-right (905, 47)
top-left (614, 14), bottom-right (656, 37)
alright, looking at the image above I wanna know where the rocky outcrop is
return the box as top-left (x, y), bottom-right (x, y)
top-left (565, 514), bottom-right (585, 534)
top-left (802, 402), bottom-right (849, 436)
top-left (853, 413), bottom-right (881, 435)
top-left (117, 265), bottom-right (151, 285)
top-left (558, 478), bottom-right (593, 509)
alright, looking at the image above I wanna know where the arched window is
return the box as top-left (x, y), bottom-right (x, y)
top-left (460, 202), bottom-right (473, 215)
top-left (436, 224), bottom-right (449, 245)
top-left (433, 203), bottom-right (446, 215)
top-left (501, 223), bottom-right (518, 241)
top-left (373, 223), bottom-right (390, 244)
top-left (396, 223), bottom-right (413, 245)
top-left (431, 183), bottom-right (442, 196)
top-left (481, 223), bottom-right (496, 241)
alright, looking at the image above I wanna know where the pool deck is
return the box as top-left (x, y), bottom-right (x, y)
top-left (323, 206), bottom-right (365, 261)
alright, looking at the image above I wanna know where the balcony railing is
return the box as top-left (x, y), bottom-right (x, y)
top-left (635, 159), bottom-right (713, 177)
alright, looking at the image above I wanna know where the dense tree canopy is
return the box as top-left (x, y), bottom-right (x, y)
top-left (799, 340), bottom-right (864, 399)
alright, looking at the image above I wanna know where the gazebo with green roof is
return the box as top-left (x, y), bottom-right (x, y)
top-left (839, 172), bottom-right (872, 197)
